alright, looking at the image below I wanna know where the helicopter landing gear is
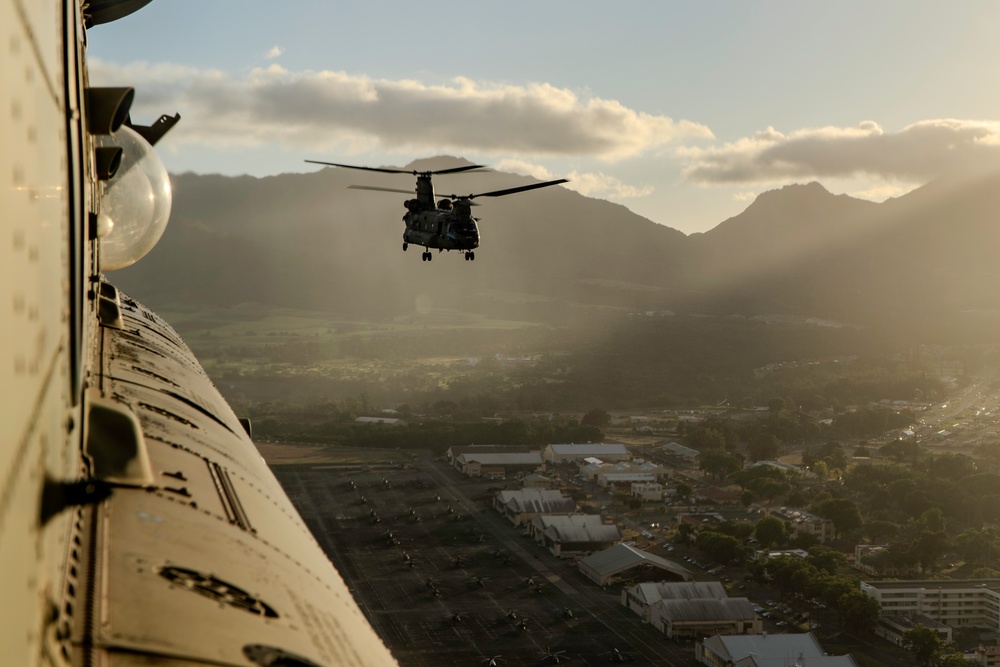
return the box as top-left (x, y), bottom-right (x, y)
top-left (464, 252), bottom-right (475, 261)
top-left (403, 242), bottom-right (408, 251)
top-left (421, 251), bottom-right (432, 262)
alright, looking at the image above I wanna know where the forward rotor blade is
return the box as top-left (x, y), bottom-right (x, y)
top-left (444, 178), bottom-right (569, 200)
top-left (306, 160), bottom-right (487, 176)
top-left (305, 160), bottom-right (411, 174)
top-left (431, 164), bottom-right (488, 175)
top-left (347, 185), bottom-right (417, 195)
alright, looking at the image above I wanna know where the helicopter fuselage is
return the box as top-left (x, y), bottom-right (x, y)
top-left (303, 159), bottom-right (566, 261)
top-left (403, 209), bottom-right (480, 251)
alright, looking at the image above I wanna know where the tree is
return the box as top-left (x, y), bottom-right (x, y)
top-left (750, 478), bottom-right (790, 504)
top-left (955, 527), bottom-right (999, 568)
top-left (914, 530), bottom-right (951, 573)
top-left (938, 654), bottom-right (978, 667)
top-left (902, 625), bottom-right (945, 666)
top-left (975, 441), bottom-right (1000, 473)
top-left (695, 531), bottom-right (746, 565)
top-left (926, 452), bottom-right (977, 482)
top-left (814, 498), bottom-right (862, 538)
top-left (768, 397), bottom-right (786, 413)
top-left (837, 590), bottom-right (881, 635)
top-left (864, 519), bottom-right (900, 543)
top-left (918, 507), bottom-right (947, 533)
top-left (580, 408), bottom-right (611, 427)
top-left (754, 516), bottom-right (786, 549)
top-left (674, 482), bottom-right (693, 502)
top-left (716, 520), bottom-right (755, 540)
top-left (698, 450), bottom-right (742, 481)
top-left (747, 433), bottom-right (781, 462)
top-left (808, 545), bottom-right (846, 575)
top-left (687, 427), bottom-right (726, 451)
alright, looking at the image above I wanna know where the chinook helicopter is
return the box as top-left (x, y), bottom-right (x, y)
top-left (304, 160), bottom-right (568, 261)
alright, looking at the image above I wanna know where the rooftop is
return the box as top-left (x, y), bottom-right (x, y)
top-left (580, 543), bottom-right (691, 580)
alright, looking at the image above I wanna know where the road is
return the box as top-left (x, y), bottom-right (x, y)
top-left (418, 461), bottom-right (700, 666)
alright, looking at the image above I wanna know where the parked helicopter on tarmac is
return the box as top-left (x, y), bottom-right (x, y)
top-left (304, 160), bottom-right (568, 261)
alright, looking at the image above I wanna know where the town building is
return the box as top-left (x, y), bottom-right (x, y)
top-left (874, 613), bottom-right (952, 647)
top-left (696, 633), bottom-right (858, 667)
top-left (446, 444), bottom-right (530, 466)
top-left (968, 644), bottom-right (1000, 667)
top-left (596, 461), bottom-right (668, 488)
top-left (354, 416), bottom-right (406, 426)
top-left (521, 472), bottom-right (555, 489)
top-left (768, 506), bottom-right (835, 543)
top-left (622, 581), bottom-right (727, 621)
top-left (853, 544), bottom-right (919, 577)
top-left (455, 451), bottom-right (541, 478)
top-left (493, 489), bottom-right (575, 526)
top-left (621, 581), bottom-right (760, 639)
top-left (630, 482), bottom-right (663, 502)
top-left (656, 441), bottom-right (699, 465)
top-left (578, 543), bottom-right (691, 586)
top-left (861, 579), bottom-right (1000, 631)
top-left (651, 597), bottom-right (760, 639)
top-left (543, 443), bottom-right (630, 464)
top-left (528, 514), bottom-right (622, 557)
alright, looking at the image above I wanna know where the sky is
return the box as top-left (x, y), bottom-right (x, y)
top-left (89, 1), bottom-right (1000, 234)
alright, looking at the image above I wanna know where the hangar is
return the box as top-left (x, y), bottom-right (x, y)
top-left (578, 543), bottom-right (692, 586)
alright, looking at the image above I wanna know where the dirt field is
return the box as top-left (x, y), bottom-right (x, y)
top-left (269, 453), bottom-right (698, 666)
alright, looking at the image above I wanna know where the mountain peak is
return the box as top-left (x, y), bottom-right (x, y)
top-left (747, 181), bottom-right (832, 209)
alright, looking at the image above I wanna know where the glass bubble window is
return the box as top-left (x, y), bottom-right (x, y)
top-left (95, 125), bottom-right (172, 271)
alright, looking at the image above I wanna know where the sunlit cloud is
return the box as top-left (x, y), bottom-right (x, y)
top-left (680, 119), bottom-right (1000, 185)
top-left (849, 182), bottom-right (910, 201)
top-left (495, 159), bottom-right (554, 180)
top-left (563, 171), bottom-right (653, 199)
top-left (264, 46), bottom-right (284, 59)
top-left (733, 191), bottom-right (758, 202)
top-left (496, 159), bottom-right (652, 199)
top-left (92, 59), bottom-right (713, 161)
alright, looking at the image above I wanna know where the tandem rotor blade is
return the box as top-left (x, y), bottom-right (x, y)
top-left (305, 160), bottom-right (412, 174)
top-left (347, 185), bottom-right (417, 195)
top-left (443, 178), bottom-right (569, 200)
top-left (305, 160), bottom-right (488, 175)
top-left (431, 164), bottom-right (489, 175)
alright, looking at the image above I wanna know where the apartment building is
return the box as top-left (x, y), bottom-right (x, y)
top-left (860, 579), bottom-right (1000, 630)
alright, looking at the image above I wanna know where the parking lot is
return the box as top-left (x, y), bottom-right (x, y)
top-left (271, 458), bottom-right (699, 666)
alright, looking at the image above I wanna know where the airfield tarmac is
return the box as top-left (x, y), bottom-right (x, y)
top-left (269, 451), bottom-right (694, 666)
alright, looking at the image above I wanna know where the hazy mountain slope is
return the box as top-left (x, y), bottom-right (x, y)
top-left (111, 158), bottom-right (1000, 337)
top-left (114, 158), bottom-right (691, 321)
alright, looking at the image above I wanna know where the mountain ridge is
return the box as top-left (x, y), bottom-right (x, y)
top-left (112, 158), bottom-right (1000, 340)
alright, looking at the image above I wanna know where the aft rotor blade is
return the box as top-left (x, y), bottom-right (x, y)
top-left (449, 178), bottom-right (569, 200)
top-left (347, 185), bottom-right (416, 195)
top-left (305, 160), bottom-right (411, 174)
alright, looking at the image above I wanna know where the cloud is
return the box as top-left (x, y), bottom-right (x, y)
top-left (264, 46), bottom-right (284, 59)
top-left (563, 171), bottom-right (654, 199)
top-left (849, 182), bottom-right (910, 201)
top-left (91, 59), bottom-right (713, 161)
top-left (681, 119), bottom-right (1000, 185)
top-left (496, 159), bottom-right (653, 199)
